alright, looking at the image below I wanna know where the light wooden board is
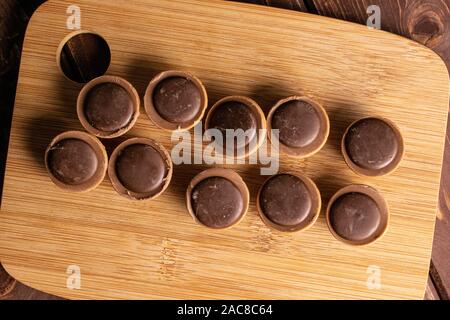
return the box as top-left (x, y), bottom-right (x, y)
top-left (0, 0), bottom-right (449, 300)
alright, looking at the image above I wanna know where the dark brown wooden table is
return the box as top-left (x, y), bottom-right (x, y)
top-left (0, 0), bottom-right (449, 300)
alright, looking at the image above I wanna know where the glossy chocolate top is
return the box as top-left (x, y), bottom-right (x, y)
top-left (329, 192), bottom-right (381, 241)
top-left (191, 177), bottom-right (244, 228)
top-left (84, 83), bottom-right (134, 132)
top-left (115, 144), bottom-right (168, 194)
top-left (259, 174), bottom-right (312, 226)
top-left (345, 118), bottom-right (399, 170)
top-left (272, 100), bottom-right (321, 148)
top-left (208, 101), bottom-right (257, 149)
top-left (153, 76), bottom-right (202, 123)
top-left (48, 138), bottom-right (98, 185)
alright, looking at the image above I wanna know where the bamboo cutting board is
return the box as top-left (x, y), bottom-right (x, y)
top-left (0, 0), bottom-right (449, 300)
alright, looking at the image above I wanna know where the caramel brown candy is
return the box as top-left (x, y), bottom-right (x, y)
top-left (326, 185), bottom-right (389, 246)
top-left (45, 131), bottom-right (108, 192)
top-left (186, 168), bottom-right (249, 229)
top-left (145, 70), bottom-right (208, 131)
top-left (268, 96), bottom-right (329, 158)
top-left (257, 173), bottom-right (321, 232)
top-left (205, 96), bottom-right (266, 159)
top-left (342, 117), bottom-right (404, 176)
top-left (108, 138), bottom-right (173, 200)
top-left (77, 76), bottom-right (140, 139)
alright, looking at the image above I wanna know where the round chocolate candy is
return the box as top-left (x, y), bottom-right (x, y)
top-left (84, 83), bottom-right (134, 132)
top-left (326, 185), bottom-right (389, 245)
top-left (268, 96), bottom-right (329, 158)
top-left (154, 77), bottom-right (202, 123)
top-left (330, 193), bottom-right (380, 241)
top-left (108, 138), bottom-right (173, 200)
top-left (191, 177), bottom-right (243, 229)
top-left (205, 96), bottom-right (266, 159)
top-left (115, 144), bottom-right (168, 194)
top-left (186, 168), bottom-right (250, 229)
top-left (257, 173), bottom-right (321, 232)
top-left (48, 139), bottom-right (98, 185)
top-left (272, 100), bottom-right (320, 148)
top-left (45, 131), bottom-right (108, 192)
top-left (145, 70), bottom-right (208, 131)
top-left (342, 117), bottom-right (404, 176)
top-left (77, 76), bottom-right (140, 138)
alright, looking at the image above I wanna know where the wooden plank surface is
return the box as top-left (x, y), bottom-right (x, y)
top-left (0, 0), bottom-right (448, 300)
top-left (1, 0), bottom-right (450, 300)
top-left (236, 0), bottom-right (450, 301)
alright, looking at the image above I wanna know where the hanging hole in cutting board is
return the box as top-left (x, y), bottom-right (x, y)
top-left (56, 30), bottom-right (111, 83)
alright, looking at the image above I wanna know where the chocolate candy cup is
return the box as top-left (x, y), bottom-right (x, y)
top-left (342, 117), bottom-right (404, 177)
top-left (257, 173), bottom-right (321, 232)
top-left (267, 96), bottom-right (329, 158)
top-left (77, 75), bottom-right (140, 139)
top-left (45, 131), bottom-right (108, 192)
top-left (186, 168), bottom-right (250, 229)
top-left (205, 96), bottom-right (266, 159)
top-left (108, 137), bottom-right (173, 200)
top-left (326, 185), bottom-right (389, 246)
top-left (56, 30), bottom-right (111, 83)
top-left (144, 70), bottom-right (208, 132)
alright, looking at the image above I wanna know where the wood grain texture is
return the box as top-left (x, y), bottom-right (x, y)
top-left (0, 264), bottom-right (16, 297)
top-left (289, 0), bottom-right (450, 301)
top-left (424, 273), bottom-right (440, 300)
top-left (239, 0), bottom-right (450, 301)
top-left (0, 0), bottom-right (60, 300)
top-left (0, 0), bottom-right (447, 300)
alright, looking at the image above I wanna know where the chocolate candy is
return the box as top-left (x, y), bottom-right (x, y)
top-left (342, 117), bottom-right (404, 176)
top-left (209, 101), bottom-right (257, 147)
top-left (272, 100), bottom-right (320, 148)
top-left (186, 168), bottom-right (250, 229)
top-left (78, 76), bottom-right (140, 138)
top-left (205, 96), bottom-right (266, 159)
top-left (145, 70), bottom-right (208, 131)
top-left (48, 139), bottom-right (98, 185)
top-left (115, 144), bottom-right (168, 194)
top-left (84, 83), bottom-right (134, 132)
top-left (330, 193), bottom-right (380, 241)
top-left (154, 77), bottom-right (202, 123)
top-left (257, 173), bottom-right (321, 232)
top-left (326, 185), bottom-right (389, 245)
top-left (268, 96), bottom-right (329, 158)
top-left (108, 138), bottom-right (173, 200)
top-left (191, 177), bottom-right (243, 228)
top-left (45, 131), bottom-right (108, 192)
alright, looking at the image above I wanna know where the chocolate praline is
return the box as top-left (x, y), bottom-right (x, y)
top-left (48, 139), bottom-right (98, 185)
top-left (153, 77), bottom-right (202, 123)
top-left (115, 144), bottom-right (168, 195)
top-left (77, 76), bottom-right (140, 138)
top-left (145, 71), bottom-right (208, 131)
top-left (191, 177), bottom-right (243, 229)
top-left (209, 101), bottom-right (257, 147)
top-left (257, 173), bottom-right (321, 232)
top-left (272, 100), bottom-right (321, 148)
top-left (108, 138), bottom-right (173, 200)
top-left (84, 83), bottom-right (134, 132)
top-left (205, 96), bottom-right (266, 158)
top-left (268, 96), bottom-right (329, 158)
top-left (326, 185), bottom-right (389, 245)
top-left (186, 168), bottom-right (250, 229)
top-left (329, 193), bottom-right (381, 241)
top-left (260, 174), bottom-right (311, 225)
top-left (45, 131), bottom-right (108, 192)
top-left (343, 117), bottom-right (404, 176)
